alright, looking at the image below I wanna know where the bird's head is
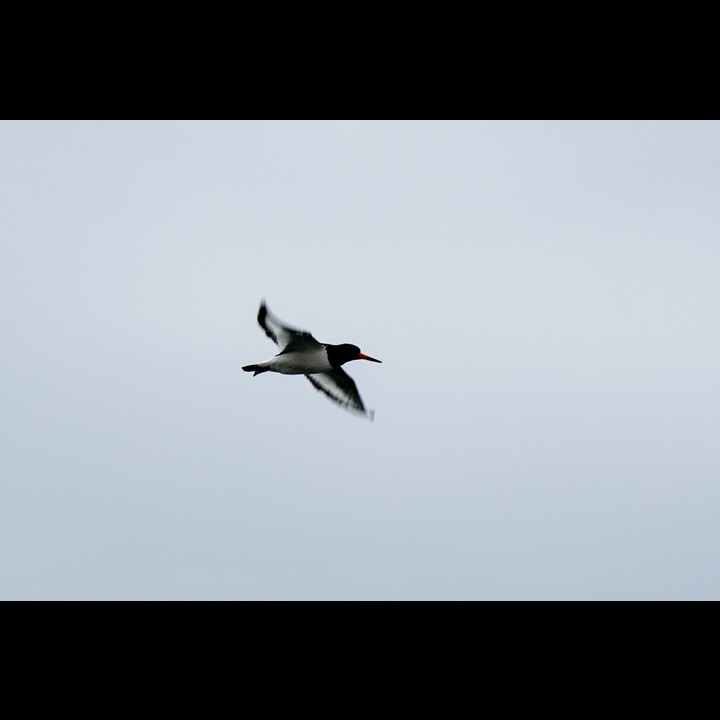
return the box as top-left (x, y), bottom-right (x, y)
top-left (328, 343), bottom-right (382, 367)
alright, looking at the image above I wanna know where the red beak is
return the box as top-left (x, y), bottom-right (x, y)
top-left (358, 352), bottom-right (382, 363)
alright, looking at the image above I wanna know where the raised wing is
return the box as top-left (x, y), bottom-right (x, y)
top-left (258, 301), bottom-right (322, 354)
top-left (305, 369), bottom-right (374, 420)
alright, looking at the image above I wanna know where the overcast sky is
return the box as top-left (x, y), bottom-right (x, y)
top-left (2, 120), bottom-right (719, 600)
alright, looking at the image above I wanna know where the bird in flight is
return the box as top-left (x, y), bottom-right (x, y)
top-left (242, 301), bottom-right (381, 419)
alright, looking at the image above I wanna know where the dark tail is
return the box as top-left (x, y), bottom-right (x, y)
top-left (242, 364), bottom-right (269, 376)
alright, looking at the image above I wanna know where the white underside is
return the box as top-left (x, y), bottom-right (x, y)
top-left (257, 349), bottom-right (332, 375)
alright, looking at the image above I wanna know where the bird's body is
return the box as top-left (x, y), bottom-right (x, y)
top-left (247, 342), bottom-right (376, 377)
top-left (246, 347), bottom-right (332, 375)
top-left (242, 301), bottom-right (381, 418)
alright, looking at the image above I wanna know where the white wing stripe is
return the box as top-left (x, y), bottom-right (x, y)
top-left (305, 370), bottom-right (371, 417)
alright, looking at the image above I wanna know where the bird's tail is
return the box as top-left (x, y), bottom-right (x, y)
top-left (242, 364), bottom-right (269, 376)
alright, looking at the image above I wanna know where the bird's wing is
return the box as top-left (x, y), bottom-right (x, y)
top-left (258, 301), bottom-right (323, 354)
top-left (305, 369), bottom-right (374, 419)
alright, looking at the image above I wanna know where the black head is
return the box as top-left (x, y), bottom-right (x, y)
top-left (326, 343), bottom-right (382, 368)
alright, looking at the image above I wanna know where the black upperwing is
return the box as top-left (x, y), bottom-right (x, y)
top-left (257, 301), bottom-right (322, 354)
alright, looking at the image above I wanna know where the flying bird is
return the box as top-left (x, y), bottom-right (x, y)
top-left (242, 301), bottom-right (381, 419)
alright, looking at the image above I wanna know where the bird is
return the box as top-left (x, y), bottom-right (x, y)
top-left (242, 301), bottom-right (381, 419)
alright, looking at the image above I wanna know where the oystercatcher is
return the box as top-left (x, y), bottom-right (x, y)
top-left (242, 301), bottom-right (381, 419)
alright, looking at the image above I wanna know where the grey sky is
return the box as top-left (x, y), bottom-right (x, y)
top-left (2, 120), bottom-right (719, 599)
